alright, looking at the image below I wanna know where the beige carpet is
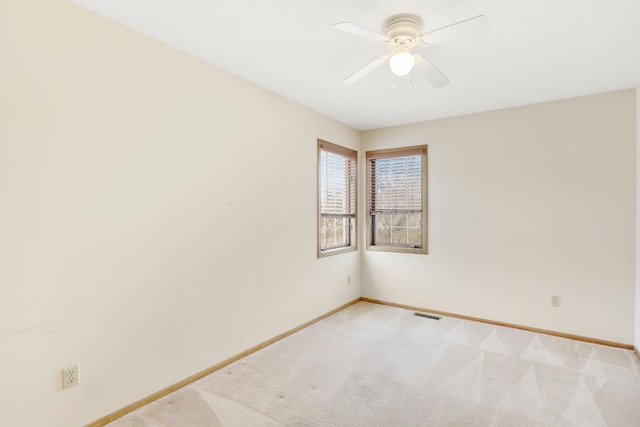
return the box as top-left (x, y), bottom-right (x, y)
top-left (108, 302), bottom-right (640, 426)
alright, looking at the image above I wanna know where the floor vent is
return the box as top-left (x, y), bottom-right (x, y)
top-left (414, 312), bottom-right (441, 320)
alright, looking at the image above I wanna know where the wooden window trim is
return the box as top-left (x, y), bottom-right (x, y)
top-left (318, 139), bottom-right (358, 258)
top-left (366, 145), bottom-right (428, 255)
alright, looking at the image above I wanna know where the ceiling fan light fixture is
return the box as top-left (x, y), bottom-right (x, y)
top-left (389, 50), bottom-right (415, 77)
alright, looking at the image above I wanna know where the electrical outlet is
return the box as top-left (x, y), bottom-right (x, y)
top-left (62, 365), bottom-right (79, 389)
top-left (551, 296), bottom-right (561, 308)
top-left (347, 275), bottom-right (351, 285)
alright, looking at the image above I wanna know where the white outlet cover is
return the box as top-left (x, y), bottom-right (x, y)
top-left (62, 365), bottom-right (79, 389)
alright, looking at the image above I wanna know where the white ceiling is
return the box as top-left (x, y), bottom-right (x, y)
top-left (70, 0), bottom-right (640, 131)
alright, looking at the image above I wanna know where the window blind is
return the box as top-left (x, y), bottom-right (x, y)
top-left (320, 145), bottom-right (356, 217)
top-left (369, 154), bottom-right (422, 214)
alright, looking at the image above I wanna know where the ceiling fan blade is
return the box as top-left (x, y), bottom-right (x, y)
top-left (341, 55), bottom-right (388, 85)
top-left (421, 15), bottom-right (489, 45)
top-left (334, 22), bottom-right (390, 42)
top-left (416, 55), bottom-right (450, 88)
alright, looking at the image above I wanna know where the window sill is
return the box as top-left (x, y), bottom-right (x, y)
top-left (318, 246), bottom-right (357, 258)
top-left (366, 245), bottom-right (427, 255)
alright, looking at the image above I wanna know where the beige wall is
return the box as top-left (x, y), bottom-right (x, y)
top-left (362, 90), bottom-right (636, 344)
top-left (636, 87), bottom-right (640, 350)
top-left (0, 1), bottom-right (360, 426)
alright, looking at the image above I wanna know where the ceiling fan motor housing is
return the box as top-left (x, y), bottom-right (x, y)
top-left (385, 14), bottom-right (422, 47)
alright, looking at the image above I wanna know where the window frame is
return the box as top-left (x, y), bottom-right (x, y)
top-left (366, 145), bottom-right (428, 255)
top-left (317, 139), bottom-right (358, 258)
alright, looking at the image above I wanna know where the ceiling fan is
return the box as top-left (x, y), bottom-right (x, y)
top-left (334, 14), bottom-right (489, 87)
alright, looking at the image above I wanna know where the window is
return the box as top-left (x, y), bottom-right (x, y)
top-left (366, 145), bottom-right (427, 254)
top-left (318, 140), bottom-right (357, 257)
